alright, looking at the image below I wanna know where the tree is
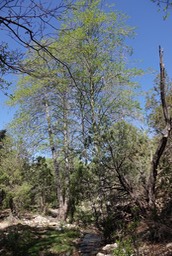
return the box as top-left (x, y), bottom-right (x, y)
top-left (80, 121), bottom-right (151, 236)
top-left (0, 131), bottom-right (56, 215)
top-left (0, 131), bottom-right (32, 214)
top-left (70, 46), bottom-right (172, 239)
top-left (146, 47), bottom-right (172, 213)
top-left (28, 157), bottom-right (56, 213)
top-left (56, 0), bottom-right (142, 161)
top-left (146, 49), bottom-right (172, 219)
top-left (104, 47), bottom-right (172, 222)
top-left (7, 50), bottom-right (76, 219)
top-left (7, 0), bottom-right (144, 223)
top-left (81, 44), bottom-right (172, 238)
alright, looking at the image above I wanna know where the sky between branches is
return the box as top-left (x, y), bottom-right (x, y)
top-left (0, 0), bottom-right (172, 129)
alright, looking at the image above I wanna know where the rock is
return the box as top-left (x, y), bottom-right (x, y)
top-left (22, 215), bottom-right (51, 227)
top-left (0, 221), bottom-right (10, 229)
top-left (47, 208), bottom-right (59, 217)
top-left (166, 243), bottom-right (172, 248)
top-left (96, 253), bottom-right (112, 256)
top-left (79, 233), bottom-right (102, 255)
top-left (96, 243), bottom-right (118, 256)
top-left (102, 243), bottom-right (118, 251)
top-left (34, 215), bottom-right (49, 223)
top-left (65, 223), bottom-right (77, 229)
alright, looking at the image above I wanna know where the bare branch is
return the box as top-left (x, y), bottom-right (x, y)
top-left (159, 46), bottom-right (169, 123)
top-left (0, 0), bottom-right (75, 72)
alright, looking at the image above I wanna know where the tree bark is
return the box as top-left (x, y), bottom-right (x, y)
top-left (44, 97), bottom-right (64, 219)
top-left (62, 90), bottom-right (70, 219)
top-left (146, 46), bottom-right (172, 214)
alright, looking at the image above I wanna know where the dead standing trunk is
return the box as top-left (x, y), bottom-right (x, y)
top-left (146, 46), bottom-right (172, 215)
top-left (109, 47), bottom-right (172, 218)
top-left (128, 46), bottom-right (172, 217)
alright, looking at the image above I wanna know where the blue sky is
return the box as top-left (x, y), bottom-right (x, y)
top-left (1, 0), bottom-right (172, 129)
top-left (115, 0), bottom-right (172, 75)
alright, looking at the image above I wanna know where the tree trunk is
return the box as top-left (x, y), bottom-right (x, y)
top-left (62, 90), bottom-right (70, 219)
top-left (109, 47), bottom-right (172, 218)
top-left (44, 97), bottom-right (64, 219)
top-left (146, 46), bottom-right (172, 216)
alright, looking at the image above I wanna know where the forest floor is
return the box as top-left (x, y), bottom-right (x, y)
top-left (0, 210), bottom-right (172, 255)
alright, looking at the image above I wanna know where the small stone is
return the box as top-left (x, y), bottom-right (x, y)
top-left (97, 254), bottom-right (113, 256)
top-left (102, 243), bottom-right (118, 251)
top-left (166, 243), bottom-right (172, 248)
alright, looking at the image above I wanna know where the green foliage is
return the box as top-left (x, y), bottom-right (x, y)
top-left (7, 0), bottom-right (142, 158)
top-left (0, 133), bottom-right (31, 212)
top-left (67, 160), bottom-right (92, 222)
top-left (0, 224), bottom-right (79, 255)
top-left (75, 207), bottom-right (95, 226)
top-left (113, 238), bottom-right (134, 256)
top-left (100, 214), bottom-right (117, 242)
top-left (12, 183), bottom-right (32, 211)
top-left (146, 78), bottom-right (172, 215)
top-left (146, 78), bottom-right (172, 132)
top-left (0, 132), bottom-right (56, 213)
top-left (70, 121), bottom-right (152, 240)
top-left (28, 157), bottom-right (56, 211)
top-left (97, 121), bottom-right (151, 192)
top-left (3, 0), bottom-right (148, 237)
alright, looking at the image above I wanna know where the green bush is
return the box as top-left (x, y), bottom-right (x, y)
top-left (113, 238), bottom-right (134, 256)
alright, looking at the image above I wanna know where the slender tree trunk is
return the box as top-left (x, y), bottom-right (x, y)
top-left (62, 91), bottom-right (70, 219)
top-left (79, 93), bottom-right (88, 164)
top-left (90, 80), bottom-right (96, 141)
top-left (44, 97), bottom-right (64, 219)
